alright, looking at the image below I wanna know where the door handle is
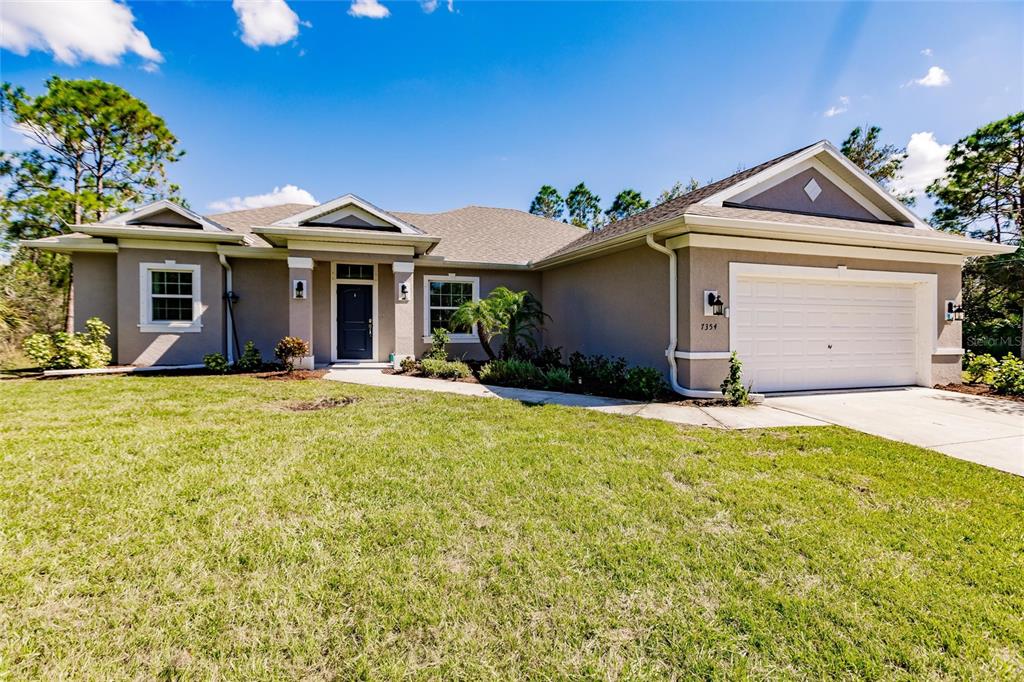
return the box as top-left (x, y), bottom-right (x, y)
top-left (368, 318), bottom-right (373, 336)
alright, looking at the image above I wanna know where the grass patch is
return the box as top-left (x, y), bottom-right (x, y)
top-left (1, 375), bottom-right (1022, 679)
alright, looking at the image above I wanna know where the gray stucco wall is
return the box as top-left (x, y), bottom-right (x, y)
top-left (229, 258), bottom-right (289, 360)
top-left (115, 248), bottom-right (225, 366)
top-left (414, 267), bottom-right (544, 361)
top-left (741, 167), bottom-right (878, 221)
top-left (540, 245), bottom-right (670, 370)
top-left (71, 252), bottom-right (118, 358)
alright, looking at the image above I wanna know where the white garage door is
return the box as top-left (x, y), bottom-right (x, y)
top-left (732, 275), bottom-right (919, 392)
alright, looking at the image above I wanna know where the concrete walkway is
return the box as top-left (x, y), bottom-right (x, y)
top-left (325, 370), bottom-right (1023, 476)
top-left (766, 387), bottom-right (1024, 477)
top-left (323, 368), bottom-right (824, 429)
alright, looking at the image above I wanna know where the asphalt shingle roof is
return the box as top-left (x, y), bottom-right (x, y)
top-left (391, 207), bottom-right (584, 264)
top-left (539, 143), bottom-right (820, 262)
top-left (206, 203), bottom-right (585, 264)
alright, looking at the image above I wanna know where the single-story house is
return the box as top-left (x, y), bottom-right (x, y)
top-left (23, 140), bottom-right (1013, 396)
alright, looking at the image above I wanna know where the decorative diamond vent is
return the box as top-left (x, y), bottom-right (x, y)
top-left (804, 178), bottom-right (822, 201)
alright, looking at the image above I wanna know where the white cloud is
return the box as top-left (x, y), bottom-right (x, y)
top-left (920, 48), bottom-right (933, 57)
top-left (209, 185), bottom-right (317, 212)
top-left (420, 0), bottom-right (454, 12)
top-left (233, 0), bottom-right (308, 49)
top-left (909, 66), bottom-right (951, 87)
top-left (890, 132), bottom-right (951, 200)
top-left (823, 95), bottom-right (849, 118)
top-left (0, 0), bottom-right (161, 68)
top-left (348, 0), bottom-right (390, 19)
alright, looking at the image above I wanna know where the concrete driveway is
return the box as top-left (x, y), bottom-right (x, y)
top-left (765, 387), bottom-right (1024, 476)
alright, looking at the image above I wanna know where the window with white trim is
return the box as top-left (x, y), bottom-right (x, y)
top-left (139, 262), bottom-right (202, 332)
top-left (423, 275), bottom-right (479, 342)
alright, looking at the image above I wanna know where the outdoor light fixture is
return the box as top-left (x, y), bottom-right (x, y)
top-left (398, 282), bottom-right (410, 302)
top-left (945, 300), bottom-right (964, 322)
top-left (292, 279), bottom-right (306, 300)
top-left (705, 290), bottom-right (725, 317)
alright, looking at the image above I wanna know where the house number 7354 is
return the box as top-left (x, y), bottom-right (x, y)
top-left (701, 322), bottom-right (718, 331)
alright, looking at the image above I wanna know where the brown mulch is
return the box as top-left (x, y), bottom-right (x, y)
top-left (384, 368), bottom-right (480, 384)
top-left (257, 369), bottom-right (328, 381)
top-left (934, 383), bottom-right (1024, 403)
top-left (284, 396), bottom-right (358, 411)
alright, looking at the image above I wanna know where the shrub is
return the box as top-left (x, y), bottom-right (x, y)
top-left (399, 356), bottom-right (417, 373)
top-left (542, 367), bottom-right (573, 392)
top-left (479, 358), bottom-right (544, 388)
top-left (720, 351), bottom-right (751, 406)
top-left (991, 354), bottom-right (1024, 396)
top-left (22, 316), bottom-right (112, 370)
top-left (274, 336), bottom-right (310, 372)
top-left (204, 352), bottom-right (230, 373)
top-left (964, 352), bottom-right (998, 384)
top-left (427, 328), bottom-right (450, 361)
top-left (568, 352), bottom-right (627, 395)
top-left (534, 346), bottom-right (564, 370)
top-left (234, 340), bottom-right (263, 372)
top-left (624, 366), bottom-right (668, 401)
top-left (421, 357), bottom-right (471, 379)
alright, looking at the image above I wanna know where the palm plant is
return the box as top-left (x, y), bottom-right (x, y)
top-left (450, 287), bottom-right (548, 361)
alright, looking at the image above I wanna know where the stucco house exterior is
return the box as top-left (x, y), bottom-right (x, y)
top-left (23, 140), bottom-right (1013, 396)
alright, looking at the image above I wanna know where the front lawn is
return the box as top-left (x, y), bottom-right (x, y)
top-left (1, 375), bottom-right (1021, 679)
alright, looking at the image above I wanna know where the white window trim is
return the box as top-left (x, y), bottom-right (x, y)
top-left (422, 274), bottom-right (479, 343)
top-left (330, 261), bottom-right (379, 362)
top-left (138, 262), bottom-right (202, 333)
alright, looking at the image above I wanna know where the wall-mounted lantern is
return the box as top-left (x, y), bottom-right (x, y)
top-left (292, 279), bottom-right (307, 300)
top-left (945, 300), bottom-right (964, 322)
top-left (704, 290), bottom-right (725, 317)
top-left (398, 282), bottom-right (410, 302)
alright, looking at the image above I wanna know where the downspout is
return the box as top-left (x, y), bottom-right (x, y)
top-left (218, 253), bottom-right (236, 365)
top-left (645, 235), bottom-right (725, 400)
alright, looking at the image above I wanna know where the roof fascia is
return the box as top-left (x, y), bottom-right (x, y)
top-left (79, 225), bottom-right (246, 243)
top-left (19, 235), bottom-right (118, 253)
top-left (252, 225), bottom-right (440, 252)
top-left (680, 213), bottom-right (1015, 256)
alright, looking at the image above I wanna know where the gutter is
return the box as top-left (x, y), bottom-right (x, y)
top-left (218, 254), bottom-right (236, 364)
top-left (644, 235), bottom-right (741, 400)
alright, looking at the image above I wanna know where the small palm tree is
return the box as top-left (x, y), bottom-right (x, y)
top-left (451, 287), bottom-right (548, 361)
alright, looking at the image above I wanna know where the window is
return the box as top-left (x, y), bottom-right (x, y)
top-left (139, 262), bottom-right (201, 332)
top-left (423, 275), bottom-right (479, 342)
top-left (151, 271), bottom-right (193, 320)
top-left (336, 263), bottom-right (374, 280)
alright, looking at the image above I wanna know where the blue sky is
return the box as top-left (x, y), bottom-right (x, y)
top-left (1, 1), bottom-right (1021, 218)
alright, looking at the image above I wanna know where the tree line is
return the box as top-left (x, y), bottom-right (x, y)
top-left (529, 177), bottom-right (703, 231)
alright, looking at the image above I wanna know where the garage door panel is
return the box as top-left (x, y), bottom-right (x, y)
top-left (733, 275), bottom-right (921, 392)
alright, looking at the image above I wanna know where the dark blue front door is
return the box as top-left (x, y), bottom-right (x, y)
top-left (338, 284), bottom-right (372, 359)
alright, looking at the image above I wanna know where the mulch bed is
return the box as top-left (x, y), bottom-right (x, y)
top-left (284, 396), bottom-right (358, 411)
top-left (257, 370), bottom-right (328, 381)
top-left (384, 368), bottom-right (480, 384)
top-left (934, 383), bottom-right (1024, 403)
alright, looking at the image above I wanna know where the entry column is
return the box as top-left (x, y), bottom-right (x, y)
top-left (392, 261), bottom-right (415, 367)
top-left (287, 256), bottom-right (316, 370)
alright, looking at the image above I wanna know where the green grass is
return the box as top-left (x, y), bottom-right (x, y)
top-left (1, 375), bottom-right (1022, 679)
